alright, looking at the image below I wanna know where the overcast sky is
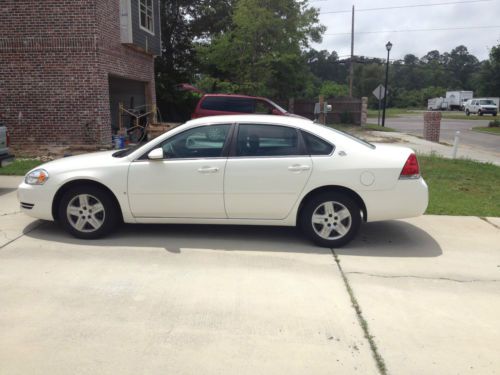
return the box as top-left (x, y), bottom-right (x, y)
top-left (312, 0), bottom-right (500, 61)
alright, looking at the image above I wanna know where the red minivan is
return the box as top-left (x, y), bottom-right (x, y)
top-left (191, 94), bottom-right (291, 119)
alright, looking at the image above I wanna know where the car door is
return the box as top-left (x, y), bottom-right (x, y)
top-left (224, 123), bottom-right (312, 220)
top-left (128, 124), bottom-right (232, 218)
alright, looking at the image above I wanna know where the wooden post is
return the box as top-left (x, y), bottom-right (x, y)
top-left (118, 102), bottom-right (123, 132)
top-left (319, 96), bottom-right (325, 125)
top-left (289, 98), bottom-right (295, 114)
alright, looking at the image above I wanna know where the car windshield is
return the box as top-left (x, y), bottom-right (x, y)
top-left (267, 99), bottom-right (288, 113)
top-left (479, 100), bottom-right (495, 105)
top-left (316, 124), bottom-right (376, 149)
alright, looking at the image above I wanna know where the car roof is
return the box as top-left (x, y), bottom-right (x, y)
top-left (184, 114), bottom-right (314, 129)
top-left (201, 93), bottom-right (268, 100)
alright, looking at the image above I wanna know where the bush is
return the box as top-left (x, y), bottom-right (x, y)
top-left (489, 119), bottom-right (500, 127)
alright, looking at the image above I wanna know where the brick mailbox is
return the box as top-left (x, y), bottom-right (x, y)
top-left (423, 112), bottom-right (442, 142)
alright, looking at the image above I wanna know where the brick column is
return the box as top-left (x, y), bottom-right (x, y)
top-left (361, 97), bottom-right (368, 126)
top-left (424, 111), bottom-right (441, 142)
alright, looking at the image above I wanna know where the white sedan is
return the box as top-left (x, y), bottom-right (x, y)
top-left (18, 115), bottom-right (428, 247)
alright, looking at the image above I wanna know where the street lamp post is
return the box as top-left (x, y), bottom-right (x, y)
top-left (382, 41), bottom-right (392, 127)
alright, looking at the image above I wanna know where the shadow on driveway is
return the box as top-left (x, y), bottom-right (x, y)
top-left (25, 220), bottom-right (442, 258)
top-left (0, 188), bottom-right (16, 196)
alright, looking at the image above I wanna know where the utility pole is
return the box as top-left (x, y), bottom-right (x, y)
top-left (349, 5), bottom-right (355, 97)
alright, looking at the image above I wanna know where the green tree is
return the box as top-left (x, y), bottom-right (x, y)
top-left (197, 0), bottom-right (325, 98)
top-left (476, 43), bottom-right (500, 96)
top-left (319, 81), bottom-right (349, 98)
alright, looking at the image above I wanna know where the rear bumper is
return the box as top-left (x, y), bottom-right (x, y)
top-left (361, 178), bottom-right (429, 222)
top-left (0, 153), bottom-right (14, 167)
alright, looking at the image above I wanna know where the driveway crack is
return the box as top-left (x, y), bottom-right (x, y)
top-left (331, 249), bottom-right (388, 375)
top-left (480, 217), bottom-right (500, 230)
top-left (345, 271), bottom-right (500, 283)
top-left (0, 211), bottom-right (21, 217)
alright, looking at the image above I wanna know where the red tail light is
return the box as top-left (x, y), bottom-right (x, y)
top-left (400, 153), bottom-right (420, 179)
top-left (6, 128), bottom-right (10, 147)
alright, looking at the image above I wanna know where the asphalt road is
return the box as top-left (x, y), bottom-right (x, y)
top-left (1, 176), bottom-right (499, 375)
top-left (368, 115), bottom-right (500, 154)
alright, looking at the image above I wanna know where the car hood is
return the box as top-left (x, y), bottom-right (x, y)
top-left (33, 150), bottom-right (120, 173)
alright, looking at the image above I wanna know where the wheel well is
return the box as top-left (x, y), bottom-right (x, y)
top-left (297, 186), bottom-right (368, 222)
top-left (52, 179), bottom-right (123, 222)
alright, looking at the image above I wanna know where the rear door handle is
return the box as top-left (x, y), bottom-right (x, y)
top-left (288, 164), bottom-right (311, 172)
top-left (198, 166), bottom-right (220, 174)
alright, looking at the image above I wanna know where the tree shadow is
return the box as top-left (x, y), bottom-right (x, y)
top-left (0, 188), bottom-right (16, 196)
top-left (25, 219), bottom-right (442, 258)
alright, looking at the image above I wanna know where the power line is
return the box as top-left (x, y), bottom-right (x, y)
top-left (319, 0), bottom-right (492, 14)
top-left (324, 25), bottom-right (500, 36)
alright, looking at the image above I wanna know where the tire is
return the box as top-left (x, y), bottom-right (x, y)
top-left (493, 112), bottom-right (497, 117)
top-left (299, 192), bottom-right (361, 248)
top-left (465, 110), bottom-right (470, 116)
top-left (478, 110), bottom-right (483, 116)
top-left (58, 185), bottom-right (120, 239)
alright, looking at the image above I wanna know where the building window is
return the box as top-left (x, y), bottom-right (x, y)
top-left (139, 0), bottom-right (154, 34)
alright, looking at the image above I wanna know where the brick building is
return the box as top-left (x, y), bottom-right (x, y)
top-left (0, 0), bottom-right (161, 153)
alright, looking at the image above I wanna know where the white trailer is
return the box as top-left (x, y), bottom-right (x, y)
top-left (445, 91), bottom-right (473, 111)
top-left (427, 97), bottom-right (447, 111)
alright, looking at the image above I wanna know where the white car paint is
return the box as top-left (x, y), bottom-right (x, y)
top-left (18, 115), bottom-right (428, 228)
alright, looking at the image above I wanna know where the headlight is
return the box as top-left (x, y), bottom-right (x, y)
top-left (25, 169), bottom-right (49, 185)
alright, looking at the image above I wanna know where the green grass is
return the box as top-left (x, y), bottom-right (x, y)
top-left (472, 126), bottom-right (500, 135)
top-left (362, 124), bottom-right (396, 132)
top-left (420, 155), bottom-right (500, 217)
top-left (367, 108), bottom-right (419, 118)
top-left (0, 159), bottom-right (43, 176)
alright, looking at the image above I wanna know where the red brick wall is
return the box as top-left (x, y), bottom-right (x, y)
top-left (0, 0), bottom-right (156, 153)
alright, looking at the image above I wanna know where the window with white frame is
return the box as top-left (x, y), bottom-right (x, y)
top-left (139, 0), bottom-right (154, 34)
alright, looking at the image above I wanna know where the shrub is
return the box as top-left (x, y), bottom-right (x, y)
top-left (488, 119), bottom-right (500, 127)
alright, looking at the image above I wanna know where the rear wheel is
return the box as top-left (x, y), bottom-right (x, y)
top-left (58, 186), bottom-right (120, 239)
top-left (478, 110), bottom-right (483, 116)
top-left (299, 193), bottom-right (361, 248)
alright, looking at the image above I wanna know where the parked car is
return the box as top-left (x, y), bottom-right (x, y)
top-left (18, 115), bottom-right (428, 248)
top-left (0, 123), bottom-right (14, 167)
top-left (464, 99), bottom-right (498, 116)
top-left (192, 94), bottom-right (293, 119)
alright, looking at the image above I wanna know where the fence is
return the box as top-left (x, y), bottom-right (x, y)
top-left (275, 97), bottom-right (367, 125)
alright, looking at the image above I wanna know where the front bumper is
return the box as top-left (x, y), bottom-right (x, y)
top-left (17, 182), bottom-right (55, 221)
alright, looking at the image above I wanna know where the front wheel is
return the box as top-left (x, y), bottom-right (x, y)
top-left (465, 110), bottom-right (470, 116)
top-left (299, 193), bottom-right (361, 248)
top-left (478, 110), bottom-right (483, 116)
top-left (58, 186), bottom-right (120, 239)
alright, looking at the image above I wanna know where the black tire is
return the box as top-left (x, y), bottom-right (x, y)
top-left (58, 185), bottom-right (120, 239)
top-left (493, 112), bottom-right (497, 117)
top-left (299, 192), bottom-right (361, 248)
top-left (478, 110), bottom-right (483, 116)
top-left (465, 110), bottom-right (470, 116)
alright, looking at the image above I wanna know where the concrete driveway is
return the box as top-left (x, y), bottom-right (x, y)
top-left (1, 176), bottom-right (499, 375)
top-left (368, 114), bottom-right (500, 154)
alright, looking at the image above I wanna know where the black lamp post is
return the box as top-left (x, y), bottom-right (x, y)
top-left (382, 41), bottom-right (392, 127)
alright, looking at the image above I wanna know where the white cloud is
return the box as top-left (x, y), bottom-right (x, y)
top-left (312, 0), bottom-right (500, 60)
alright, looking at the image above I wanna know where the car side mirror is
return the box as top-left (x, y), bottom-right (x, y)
top-left (148, 148), bottom-right (164, 160)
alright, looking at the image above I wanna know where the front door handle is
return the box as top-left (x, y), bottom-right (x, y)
top-left (198, 166), bottom-right (220, 174)
top-left (288, 164), bottom-right (311, 172)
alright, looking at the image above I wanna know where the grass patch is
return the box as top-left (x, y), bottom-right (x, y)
top-left (0, 159), bottom-right (43, 176)
top-left (472, 126), bottom-right (500, 135)
top-left (362, 124), bottom-right (396, 132)
top-left (367, 108), bottom-right (422, 118)
top-left (419, 155), bottom-right (500, 216)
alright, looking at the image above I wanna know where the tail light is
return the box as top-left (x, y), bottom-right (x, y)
top-left (399, 153), bottom-right (420, 179)
top-left (6, 128), bottom-right (10, 147)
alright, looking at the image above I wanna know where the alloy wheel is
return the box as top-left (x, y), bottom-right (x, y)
top-left (66, 194), bottom-right (106, 233)
top-left (311, 201), bottom-right (352, 240)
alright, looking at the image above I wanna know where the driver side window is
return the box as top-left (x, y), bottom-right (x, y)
top-left (160, 124), bottom-right (231, 159)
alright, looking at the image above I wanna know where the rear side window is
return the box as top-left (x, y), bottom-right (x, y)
top-left (200, 97), bottom-right (255, 113)
top-left (301, 131), bottom-right (334, 155)
top-left (236, 124), bottom-right (300, 157)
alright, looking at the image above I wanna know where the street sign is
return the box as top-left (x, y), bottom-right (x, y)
top-left (372, 84), bottom-right (386, 100)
